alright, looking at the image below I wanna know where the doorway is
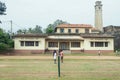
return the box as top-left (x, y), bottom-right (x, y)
top-left (59, 42), bottom-right (69, 50)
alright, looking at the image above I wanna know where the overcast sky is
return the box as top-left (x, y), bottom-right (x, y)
top-left (0, 0), bottom-right (120, 32)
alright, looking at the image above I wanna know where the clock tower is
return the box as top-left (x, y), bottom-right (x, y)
top-left (95, 1), bottom-right (103, 32)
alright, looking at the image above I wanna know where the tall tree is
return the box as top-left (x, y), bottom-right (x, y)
top-left (45, 24), bottom-right (54, 34)
top-left (0, 28), bottom-right (14, 52)
top-left (33, 25), bottom-right (43, 34)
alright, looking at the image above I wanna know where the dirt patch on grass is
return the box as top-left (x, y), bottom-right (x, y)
top-left (0, 65), bottom-right (10, 67)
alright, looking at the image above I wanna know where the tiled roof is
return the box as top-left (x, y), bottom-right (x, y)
top-left (91, 28), bottom-right (100, 32)
top-left (80, 33), bottom-right (114, 38)
top-left (57, 24), bottom-right (93, 28)
top-left (13, 34), bottom-right (47, 37)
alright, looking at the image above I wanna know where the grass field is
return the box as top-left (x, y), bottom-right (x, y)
top-left (0, 55), bottom-right (120, 80)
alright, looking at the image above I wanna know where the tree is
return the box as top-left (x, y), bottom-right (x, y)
top-left (16, 25), bottom-right (43, 34)
top-left (45, 19), bottom-right (69, 34)
top-left (45, 24), bottom-right (54, 34)
top-left (33, 25), bottom-right (43, 34)
top-left (28, 28), bottom-right (33, 33)
top-left (0, 1), bottom-right (6, 15)
top-left (0, 28), bottom-right (14, 53)
top-left (17, 28), bottom-right (27, 34)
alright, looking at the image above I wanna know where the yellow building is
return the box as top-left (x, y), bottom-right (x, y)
top-left (14, 24), bottom-right (114, 54)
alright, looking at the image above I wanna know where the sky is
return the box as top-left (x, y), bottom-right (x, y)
top-left (0, 0), bottom-right (120, 32)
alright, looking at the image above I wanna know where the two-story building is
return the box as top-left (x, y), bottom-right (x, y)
top-left (14, 24), bottom-right (114, 54)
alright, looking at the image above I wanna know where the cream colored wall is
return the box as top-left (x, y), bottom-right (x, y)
top-left (83, 38), bottom-right (114, 50)
top-left (56, 28), bottom-right (91, 33)
top-left (14, 36), bottom-right (114, 51)
top-left (14, 37), bottom-right (45, 50)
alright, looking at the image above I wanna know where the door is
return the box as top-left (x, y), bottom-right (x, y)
top-left (59, 42), bottom-right (69, 50)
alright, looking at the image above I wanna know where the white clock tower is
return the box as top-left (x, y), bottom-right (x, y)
top-left (95, 1), bottom-right (103, 32)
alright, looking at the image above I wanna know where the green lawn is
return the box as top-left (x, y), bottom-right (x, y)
top-left (0, 57), bottom-right (120, 80)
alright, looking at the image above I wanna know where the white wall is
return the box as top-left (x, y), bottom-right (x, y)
top-left (84, 38), bottom-right (114, 50)
top-left (14, 37), bottom-right (45, 50)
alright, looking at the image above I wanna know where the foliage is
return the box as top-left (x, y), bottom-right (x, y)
top-left (17, 25), bottom-right (43, 34)
top-left (16, 19), bottom-right (68, 34)
top-left (0, 1), bottom-right (6, 15)
top-left (114, 33), bottom-right (120, 50)
top-left (0, 43), bottom-right (8, 51)
top-left (0, 28), bottom-right (14, 52)
top-left (104, 26), bottom-right (120, 50)
top-left (45, 24), bottom-right (54, 33)
top-left (45, 19), bottom-right (69, 34)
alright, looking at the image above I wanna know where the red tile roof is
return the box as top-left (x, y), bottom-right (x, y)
top-left (57, 24), bottom-right (93, 28)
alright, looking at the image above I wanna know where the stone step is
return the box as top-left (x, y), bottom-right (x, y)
top-left (63, 50), bottom-right (71, 54)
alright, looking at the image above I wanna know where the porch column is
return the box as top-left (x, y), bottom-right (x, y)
top-left (69, 41), bottom-right (71, 50)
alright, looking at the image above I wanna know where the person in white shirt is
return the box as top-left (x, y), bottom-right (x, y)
top-left (53, 50), bottom-right (57, 64)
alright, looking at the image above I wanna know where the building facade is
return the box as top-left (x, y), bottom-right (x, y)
top-left (14, 24), bottom-right (114, 54)
top-left (13, 1), bottom-right (114, 54)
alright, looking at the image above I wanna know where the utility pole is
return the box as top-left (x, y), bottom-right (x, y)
top-left (10, 20), bottom-right (12, 34)
top-left (10, 20), bottom-right (13, 39)
top-left (58, 54), bottom-right (61, 77)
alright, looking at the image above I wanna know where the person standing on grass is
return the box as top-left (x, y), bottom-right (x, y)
top-left (53, 50), bottom-right (57, 64)
top-left (60, 50), bottom-right (64, 63)
top-left (98, 50), bottom-right (101, 56)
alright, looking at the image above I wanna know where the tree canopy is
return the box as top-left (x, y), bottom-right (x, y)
top-left (0, 28), bottom-right (14, 52)
top-left (16, 19), bottom-right (69, 34)
top-left (45, 19), bottom-right (69, 34)
top-left (17, 25), bottom-right (43, 34)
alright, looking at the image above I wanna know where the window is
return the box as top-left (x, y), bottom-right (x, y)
top-left (90, 42), bottom-right (108, 47)
top-left (20, 41), bottom-right (24, 46)
top-left (105, 42), bottom-right (108, 47)
top-left (25, 41), bottom-right (34, 46)
top-left (71, 42), bottom-right (80, 47)
top-left (75, 29), bottom-right (79, 33)
top-left (48, 42), bottom-right (58, 47)
top-left (60, 28), bottom-right (64, 33)
top-left (20, 41), bottom-right (39, 47)
top-left (68, 29), bottom-right (71, 33)
top-left (91, 42), bottom-right (94, 47)
top-left (95, 42), bottom-right (103, 47)
top-left (85, 29), bottom-right (89, 33)
top-left (35, 41), bottom-right (39, 46)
